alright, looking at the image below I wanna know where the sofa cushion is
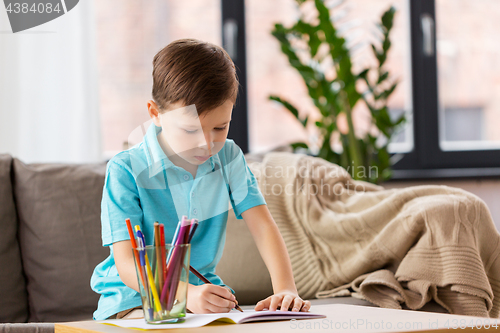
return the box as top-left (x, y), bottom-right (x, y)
top-left (13, 159), bottom-right (108, 322)
top-left (0, 155), bottom-right (28, 323)
top-left (0, 323), bottom-right (54, 333)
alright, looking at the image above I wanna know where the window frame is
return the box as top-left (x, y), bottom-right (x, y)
top-left (221, 0), bottom-right (249, 153)
top-left (392, 0), bottom-right (500, 179)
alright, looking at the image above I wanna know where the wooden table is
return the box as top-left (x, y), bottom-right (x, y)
top-left (55, 303), bottom-right (500, 333)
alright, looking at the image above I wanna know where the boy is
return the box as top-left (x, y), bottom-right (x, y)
top-left (90, 38), bottom-right (311, 320)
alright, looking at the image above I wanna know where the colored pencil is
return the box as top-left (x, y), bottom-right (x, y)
top-left (162, 217), bottom-right (189, 293)
top-left (187, 219), bottom-right (198, 243)
top-left (135, 236), bottom-right (152, 316)
top-left (161, 217), bottom-right (191, 308)
top-left (136, 228), bottom-right (162, 314)
top-left (125, 219), bottom-right (147, 291)
top-left (159, 223), bottom-right (167, 283)
top-left (153, 222), bottom-right (163, 290)
top-left (166, 219), bottom-right (182, 263)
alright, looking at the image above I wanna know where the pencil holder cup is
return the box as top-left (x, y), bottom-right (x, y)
top-left (132, 244), bottom-right (191, 324)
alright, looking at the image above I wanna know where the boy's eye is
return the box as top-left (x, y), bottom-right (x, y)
top-left (184, 126), bottom-right (226, 133)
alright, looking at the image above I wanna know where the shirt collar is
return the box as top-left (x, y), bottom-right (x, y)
top-left (143, 123), bottom-right (221, 177)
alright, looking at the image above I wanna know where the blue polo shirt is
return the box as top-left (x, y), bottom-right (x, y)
top-left (90, 123), bottom-right (266, 320)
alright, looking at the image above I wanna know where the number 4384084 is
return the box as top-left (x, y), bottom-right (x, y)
top-left (444, 318), bottom-right (499, 329)
top-left (6, 2), bottom-right (61, 14)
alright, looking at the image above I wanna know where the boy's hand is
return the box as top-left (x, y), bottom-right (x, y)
top-left (255, 291), bottom-right (311, 312)
top-left (187, 284), bottom-right (237, 313)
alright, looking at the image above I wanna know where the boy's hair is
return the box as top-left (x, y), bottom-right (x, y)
top-left (152, 38), bottom-right (239, 117)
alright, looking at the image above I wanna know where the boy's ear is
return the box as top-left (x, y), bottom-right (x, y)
top-left (147, 100), bottom-right (162, 127)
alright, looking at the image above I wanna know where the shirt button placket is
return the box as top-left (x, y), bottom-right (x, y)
top-left (190, 192), bottom-right (196, 216)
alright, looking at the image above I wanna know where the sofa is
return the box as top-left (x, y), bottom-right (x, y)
top-left (0, 153), bottom-right (447, 333)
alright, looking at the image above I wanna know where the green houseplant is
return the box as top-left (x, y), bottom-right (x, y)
top-left (270, 0), bottom-right (404, 184)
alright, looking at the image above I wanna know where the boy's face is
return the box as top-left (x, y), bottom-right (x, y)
top-left (149, 100), bottom-right (233, 166)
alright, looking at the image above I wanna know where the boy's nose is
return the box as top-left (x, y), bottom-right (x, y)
top-left (204, 134), bottom-right (214, 155)
top-left (207, 141), bottom-right (214, 155)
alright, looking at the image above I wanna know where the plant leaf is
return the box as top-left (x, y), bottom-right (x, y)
top-left (291, 142), bottom-right (309, 150)
top-left (269, 95), bottom-right (308, 128)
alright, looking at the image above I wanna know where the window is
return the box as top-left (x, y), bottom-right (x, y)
top-left (245, 0), bottom-right (414, 155)
top-left (394, 0), bottom-right (500, 177)
top-left (227, 0), bottom-right (500, 178)
top-left (435, 0), bottom-right (500, 152)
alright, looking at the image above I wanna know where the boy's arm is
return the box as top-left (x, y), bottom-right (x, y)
top-left (113, 240), bottom-right (140, 292)
top-left (241, 204), bottom-right (311, 312)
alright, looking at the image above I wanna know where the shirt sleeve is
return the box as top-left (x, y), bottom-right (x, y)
top-left (223, 142), bottom-right (266, 220)
top-left (101, 157), bottom-right (144, 247)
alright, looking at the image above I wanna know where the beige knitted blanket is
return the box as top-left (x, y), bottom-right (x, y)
top-left (248, 152), bottom-right (500, 318)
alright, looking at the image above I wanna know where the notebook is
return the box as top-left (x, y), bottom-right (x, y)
top-left (103, 310), bottom-right (326, 330)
